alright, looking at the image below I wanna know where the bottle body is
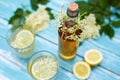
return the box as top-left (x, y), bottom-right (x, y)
top-left (59, 36), bottom-right (79, 60)
top-left (58, 2), bottom-right (79, 60)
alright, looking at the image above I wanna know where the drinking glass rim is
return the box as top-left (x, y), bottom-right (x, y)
top-left (27, 50), bottom-right (59, 80)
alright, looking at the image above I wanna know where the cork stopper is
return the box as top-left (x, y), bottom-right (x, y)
top-left (68, 2), bottom-right (78, 12)
top-left (67, 2), bottom-right (79, 17)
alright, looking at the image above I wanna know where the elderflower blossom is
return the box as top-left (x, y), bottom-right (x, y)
top-left (79, 14), bottom-right (100, 40)
top-left (56, 12), bottom-right (100, 42)
top-left (65, 14), bottom-right (100, 42)
top-left (25, 4), bottom-right (50, 33)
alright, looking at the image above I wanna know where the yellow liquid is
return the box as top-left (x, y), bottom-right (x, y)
top-left (59, 37), bottom-right (79, 60)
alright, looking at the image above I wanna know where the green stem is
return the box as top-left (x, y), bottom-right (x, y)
top-left (79, 12), bottom-right (88, 19)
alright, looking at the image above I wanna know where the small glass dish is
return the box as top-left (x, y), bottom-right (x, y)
top-left (28, 51), bottom-right (59, 80)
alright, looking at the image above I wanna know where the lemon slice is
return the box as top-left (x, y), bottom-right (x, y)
top-left (31, 56), bottom-right (58, 80)
top-left (85, 49), bottom-right (103, 66)
top-left (73, 61), bottom-right (91, 80)
top-left (11, 29), bottom-right (34, 48)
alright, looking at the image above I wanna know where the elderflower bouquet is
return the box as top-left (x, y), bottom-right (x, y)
top-left (25, 4), bottom-right (50, 33)
top-left (56, 10), bottom-right (100, 42)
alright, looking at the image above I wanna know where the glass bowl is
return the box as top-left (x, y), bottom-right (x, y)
top-left (28, 51), bottom-right (59, 80)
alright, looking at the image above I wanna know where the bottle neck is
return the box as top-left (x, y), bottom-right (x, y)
top-left (66, 11), bottom-right (79, 22)
top-left (67, 9), bottom-right (79, 18)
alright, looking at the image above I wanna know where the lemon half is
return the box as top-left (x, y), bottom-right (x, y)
top-left (73, 61), bottom-right (91, 80)
top-left (85, 49), bottom-right (103, 66)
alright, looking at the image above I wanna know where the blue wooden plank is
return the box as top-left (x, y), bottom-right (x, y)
top-left (56, 68), bottom-right (78, 80)
top-left (0, 0), bottom-right (21, 19)
top-left (0, 0), bottom-right (31, 20)
top-left (88, 67), bottom-right (120, 80)
top-left (89, 36), bottom-right (120, 56)
top-left (0, 59), bottom-right (33, 80)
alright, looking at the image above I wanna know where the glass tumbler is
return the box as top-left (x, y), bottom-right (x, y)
top-left (7, 26), bottom-right (35, 58)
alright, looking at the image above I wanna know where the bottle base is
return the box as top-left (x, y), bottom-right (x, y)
top-left (59, 53), bottom-right (76, 60)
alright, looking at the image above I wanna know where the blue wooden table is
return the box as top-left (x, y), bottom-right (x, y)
top-left (0, 0), bottom-right (120, 80)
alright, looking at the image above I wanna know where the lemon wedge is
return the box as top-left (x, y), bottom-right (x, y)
top-left (73, 61), bottom-right (91, 80)
top-left (85, 49), bottom-right (103, 66)
top-left (11, 29), bottom-right (34, 48)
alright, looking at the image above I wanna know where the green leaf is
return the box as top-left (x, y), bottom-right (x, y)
top-left (103, 7), bottom-right (112, 18)
top-left (23, 10), bottom-right (31, 17)
top-left (114, 13), bottom-right (120, 18)
top-left (9, 16), bottom-right (21, 31)
top-left (46, 8), bottom-right (54, 19)
top-left (9, 8), bottom-right (32, 31)
top-left (9, 8), bottom-right (25, 25)
top-left (10, 17), bottom-right (23, 31)
top-left (95, 13), bottom-right (104, 24)
top-left (76, 1), bottom-right (92, 13)
top-left (38, 0), bottom-right (49, 4)
top-left (98, 0), bottom-right (108, 9)
top-left (116, 2), bottom-right (120, 9)
top-left (100, 24), bottom-right (114, 38)
top-left (107, 0), bottom-right (120, 8)
top-left (14, 8), bottom-right (23, 15)
top-left (90, 7), bottom-right (101, 13)
top-left (30, 0), bottom-right (49, 10)
top-left (88, 0), bottom-right (98, 6)
top-left (31, 0), bottom-right (39, 10)
top-left (9, 15), bottom-right (21, 24)
top-left (112, 20), bottom-right (120, 28)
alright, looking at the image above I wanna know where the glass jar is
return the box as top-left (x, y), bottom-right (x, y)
top-left (7, 25), bottom-right (35, 58)
top-left (28, 51), bottom-right (59, 80)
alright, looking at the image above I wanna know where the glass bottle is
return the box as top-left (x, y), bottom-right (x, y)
top-left (58, 2), bottom-right (80, 60)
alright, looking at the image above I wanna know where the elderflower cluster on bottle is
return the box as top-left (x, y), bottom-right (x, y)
top-left (55, 10), bottom-right (100, 42)
top-left (25, 4), bottom-right (50, 33)
top-left (77, 14), bottom-right (100, 42)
